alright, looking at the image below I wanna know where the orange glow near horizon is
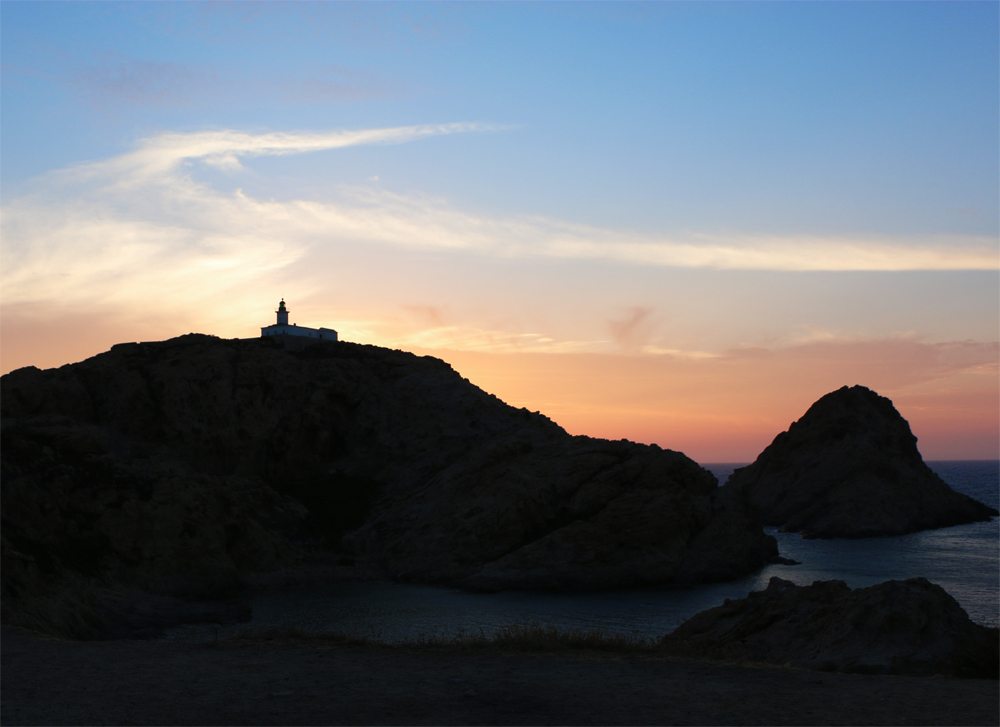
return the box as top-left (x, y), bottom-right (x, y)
top-left (410, 346), bottom-right (1000, 463)
top-left (3, 309), bottom-right (997, 463)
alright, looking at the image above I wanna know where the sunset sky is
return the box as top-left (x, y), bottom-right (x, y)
top-left (2, 2), bottom-right (997, 462)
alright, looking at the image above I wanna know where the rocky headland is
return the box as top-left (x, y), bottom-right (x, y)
top-left (662, 576), bottom-right (999, 678)
top-left (724, 385), bottom-right (997, 538)
top-left (1, 334), bottom-right (777, 638)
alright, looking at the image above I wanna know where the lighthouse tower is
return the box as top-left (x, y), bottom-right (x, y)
top-left (276, 299), bottom-right (289, 326)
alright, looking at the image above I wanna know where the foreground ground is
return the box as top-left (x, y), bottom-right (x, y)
top-left (2, 625), bottom-right (997, 726)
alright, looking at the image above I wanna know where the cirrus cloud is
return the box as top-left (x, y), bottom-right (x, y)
top-left (55, 123), bottom-right (498, 184)
top-left (2, 124), bottom-right (997, 359)
top-left (73, 57), bottom-right (394, 111)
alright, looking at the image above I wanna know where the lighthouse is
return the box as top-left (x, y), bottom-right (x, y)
top-left (261, 299), bottom-right (338, 344)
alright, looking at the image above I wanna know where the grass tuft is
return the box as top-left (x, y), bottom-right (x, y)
top-left (220, 624), bottom-right (374, 646)
top-left (219, 621), bottom-right (655, 653)
top-left (408, 622), bottom-right (655, 652)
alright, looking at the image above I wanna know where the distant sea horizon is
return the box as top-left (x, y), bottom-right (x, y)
top-left (702, 458), bottom-right (1000, 493)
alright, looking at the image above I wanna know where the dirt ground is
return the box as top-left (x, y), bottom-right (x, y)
top-left (2, 625), bottom-right (997, 726)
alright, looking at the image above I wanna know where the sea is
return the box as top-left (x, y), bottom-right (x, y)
top-left (163, 460), bottom-right (999, 643)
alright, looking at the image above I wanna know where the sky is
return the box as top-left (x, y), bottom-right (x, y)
top-left (2, 2), bottom-right (998, 462)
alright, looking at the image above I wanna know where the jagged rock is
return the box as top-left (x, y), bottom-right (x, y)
top-left (724, 385), bottom-right (997, 538)
top-left (661, 576), bottom-right (999, 678)
top-left (1, 335), bottom-right (777, 637)
top-left (767, 556), bottom-right (800, 565)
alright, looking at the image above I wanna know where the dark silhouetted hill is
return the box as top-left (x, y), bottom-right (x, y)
top-left (2, 334), bottom-right (776, 637)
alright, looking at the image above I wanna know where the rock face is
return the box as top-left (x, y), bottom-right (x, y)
top-left (661, 577), bottom-right (999, 678)
top-left (1, 414), bottom-right (307, 638)
top-left (724, 385), bottom-right (997, 538)
top-left (2, 334), bottom-right (777, 636)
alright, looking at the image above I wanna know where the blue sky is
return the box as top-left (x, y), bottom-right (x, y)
top-left (2, 2), bottom-right (997, 459)
top-left (4, 2), bottom-right (997, 237)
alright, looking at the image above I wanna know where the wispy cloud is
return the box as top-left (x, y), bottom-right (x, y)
top-left (539, 230), bottom-right (998, 272)
top-left (203, 182), bottom-right (998, 271)
top-left (58, 123), bottom-right (494, 184)
top-left (3, 125), bottom-right (997, 357)
top-left (16, 125), bottom-right (997, 279)
top-left (608, 307), bottom-right (655, 350)
top-left (396, 325), bottom-right (597, 354)
top-left (72, 57), bottom-right (394, 111)
top-left (402, 304), bottom-right (448, 328)
top-left (74, 59), bottom-right (216, 108)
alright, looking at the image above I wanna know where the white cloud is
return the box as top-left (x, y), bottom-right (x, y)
top-left (395, 325), bottom-right (602, 354)
top-left (203, 182), bottom-right (998, 272)
top-left (540, 229), bottom-right (998, 272)
top-left (55, 123), bottom-right (494, 186)
top-left (2, 125), bottom-right (997, 348)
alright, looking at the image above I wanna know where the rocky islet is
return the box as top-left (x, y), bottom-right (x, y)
top-left (723, 385), bottom-right (998, 538)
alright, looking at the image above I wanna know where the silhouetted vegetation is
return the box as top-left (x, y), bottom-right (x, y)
top-left (222, 621), bottom-right (999, 678)
top-left (223, 621), bottom-right (656, 653)
top-left (412, 622), bottom-right (656, 652)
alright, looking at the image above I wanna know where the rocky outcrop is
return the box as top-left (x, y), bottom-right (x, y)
top-left (724, 386), bottom-right (997, 538)
top-left (2, 334), bottom-right (777, 636)
top-left (661, 577), bottom-right (999, 678)
top-left (0, 414), bottom-right (307, 638)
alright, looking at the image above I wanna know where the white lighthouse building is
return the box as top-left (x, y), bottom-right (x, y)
top-left (261, 299), bottom-right (338, 342)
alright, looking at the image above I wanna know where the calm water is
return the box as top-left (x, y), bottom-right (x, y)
top-left (164, 460), bottom-right (999, 642)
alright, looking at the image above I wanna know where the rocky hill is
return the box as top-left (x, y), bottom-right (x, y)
top-left (662, 576), bottom-right (998, 678)
top-left (2, 334), bottom-right (777, 636)
top-left (724, 385), bottom-right (997, 538)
